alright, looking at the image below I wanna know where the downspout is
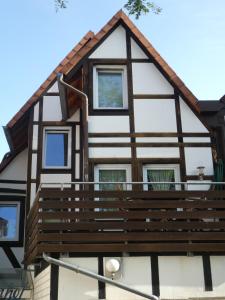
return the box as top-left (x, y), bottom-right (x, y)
top-left (43, 253), bottom-right (159, 300)
top-left (58, 73), bottom-right (89, 183)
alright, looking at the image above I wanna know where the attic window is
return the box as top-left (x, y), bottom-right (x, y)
top-left (93, 65), bottom-right (128, 109)
top-left (43, 128), bottom-right (71, 169)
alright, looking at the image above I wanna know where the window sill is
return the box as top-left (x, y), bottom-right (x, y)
top-left (89, 109), bottom-right (129, 116)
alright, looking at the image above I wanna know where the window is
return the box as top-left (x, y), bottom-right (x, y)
top-left (94, 164), bottom-right (131, 211)
top-left (143, 164), bottom-right (180, 191)
top-left (93, 65), bottom-right (128, 109)
top-left (43, 128), bottom-right (71, 168)
top-left (0, 202), bottom-right (20, 241)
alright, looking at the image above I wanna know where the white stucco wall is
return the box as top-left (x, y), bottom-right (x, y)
top-left (131, 38), bottom-right (148, 59)
top-left (132, 63), bottom-right (174, 94)
top-left (32, 125), bottom-right (38, 150)
top-left (42, 95), bottom-right (62, 121)
top-left (159, 256), bottom-right (205, 299)
top-left (33, 102), bottom-right (39, 122)
top-left (180, 98), bottom-right (208, 133)
top-left (89, 26), bottom-right (127, 59)
top-left (89, 147), bottom-right (131, 158)
top-left (88, 116), bottom-right (130, 133)
top-left (185, 147), bottom-right (214, 175)
top-left (134, 99), bottom-right (177, 132)
top-left (58, 257), bottom-right (98, 300)
top-left (0, 149), bottom-right (28, 180)
top-left (47, 81), bottom-right (59, 93)
top-left (137, 147), bottom-right (180, 158)
top-left (105, 256), bottom-right (152, 300)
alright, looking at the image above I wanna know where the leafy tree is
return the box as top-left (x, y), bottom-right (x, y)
top-left (54, 0), bottom-right (161, 18)
top-left (124, 0), bottom-right (161, 18)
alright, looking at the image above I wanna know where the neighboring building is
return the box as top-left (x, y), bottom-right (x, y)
top-left (0, 10), bottom-right (225, 300)
top-left (0, 217), bottom-right (8, 238)
top-left (200, 97), bottom-right (225, 165)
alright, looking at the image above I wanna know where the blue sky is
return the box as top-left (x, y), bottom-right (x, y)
top-left (0, 0), bottom-right (225, 160)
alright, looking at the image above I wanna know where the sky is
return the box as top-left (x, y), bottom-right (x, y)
top-left (0, 0), bottom-right (225, 161)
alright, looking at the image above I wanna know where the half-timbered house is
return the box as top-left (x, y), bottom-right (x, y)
top-left (0, 10), bottom-right (225, 300)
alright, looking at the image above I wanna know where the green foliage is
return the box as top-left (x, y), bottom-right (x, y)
top-left (55, 0), bottom-right (67, 11)
top-left (124, 0), bottom-right (162, 19)
top-left (54, 0), bottom-right (162, 18)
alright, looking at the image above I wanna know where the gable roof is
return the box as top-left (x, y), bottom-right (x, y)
top-left (7, 10), bottom-right (200, 130)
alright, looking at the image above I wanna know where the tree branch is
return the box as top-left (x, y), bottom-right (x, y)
top-left (124, 0), bottom-right (162, 19)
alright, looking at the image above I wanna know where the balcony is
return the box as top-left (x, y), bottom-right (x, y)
top-left (25, 182), bottom-right (225, 264)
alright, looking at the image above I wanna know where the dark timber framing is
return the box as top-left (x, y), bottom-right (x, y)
top-left (151, 255), bottom-right (160, 297)
top-left (202, 255), bottom-right (213, 291)
top-left (174, 89), bottom-right (186, 183)
top-left (126, 30), bottom-right (138, 184)
top-left (98, 256), bottom-right (106, 299)
top-left (3, 246), bottom-right (21, 268)
top-left (36, 97), bottom-right (43, 192)
top-left (26, 107), bottom-right (34, 214)
top-left (50, 259), bottom-right (59, 300)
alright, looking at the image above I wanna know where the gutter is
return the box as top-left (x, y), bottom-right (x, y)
top-left (57, 73), bottom-right (89, 182)
top-left (43, 253), bottom-right (159, 300)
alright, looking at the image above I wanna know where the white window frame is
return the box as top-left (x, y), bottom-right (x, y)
top-left (94, 164), bottom-right (132, 191)
top-left (0, 201), bottom-right (20, 242)
top-left (93, 65), bottom-right (128, 110)
top-left (94, 164), bottom-right (131, 224)
top-left (143, 164), bottom-right (181, 191)
top-left (43, 127), bottom-right (72, 169)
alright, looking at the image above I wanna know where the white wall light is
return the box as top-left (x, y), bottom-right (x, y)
top-left (105, 258), bottom-right (121, 280)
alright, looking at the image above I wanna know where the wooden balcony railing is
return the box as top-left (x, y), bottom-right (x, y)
top-left (25, 182), bottom-right (225, 264)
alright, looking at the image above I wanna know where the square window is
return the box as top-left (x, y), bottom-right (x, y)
top-left (143, 164), bottom-right (181, 191)
top-left (93, 66), bottom-right (128, 109)
top-left (0, 202), bottom-right (20, 241)
top-left (43, 128), bottom-right (71, 168)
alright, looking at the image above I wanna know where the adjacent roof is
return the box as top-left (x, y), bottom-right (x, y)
top-left (7, 9), bottom-right (200, 130)
top-left (199, 100), bottom-right (224, 113)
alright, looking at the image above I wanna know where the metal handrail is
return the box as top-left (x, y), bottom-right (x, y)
top-left (37, 181), bottom-right (225, 192)
top-left (43, 253), bottom-right (159, 300)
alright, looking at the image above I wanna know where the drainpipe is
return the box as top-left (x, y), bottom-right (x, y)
top-left (43, 253), bottom-right (159, 300)
top-left (58, 73), bottom-right (89, 184)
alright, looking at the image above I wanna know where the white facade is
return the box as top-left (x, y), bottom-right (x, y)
top-left (0, 13), bottom-right (224, 300)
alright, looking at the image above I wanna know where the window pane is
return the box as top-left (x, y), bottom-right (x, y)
top-left (98, 72), bottom-right (123, 108)
top-left (0, 205), bottom-right (18, 240)
top-left (98, 169), bottom-right (126, 211)
top-left (99, 169), bottom-right (126, 191)
top-left (147, 169), bottom-right (175, 191)
top-left (45, 132), bottom-right (68, 167)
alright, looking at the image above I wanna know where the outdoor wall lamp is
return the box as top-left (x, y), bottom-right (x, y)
top-left (105, 258), bottom-right (121, 280)
top-left (197, 166), bottom-right (205, 180)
